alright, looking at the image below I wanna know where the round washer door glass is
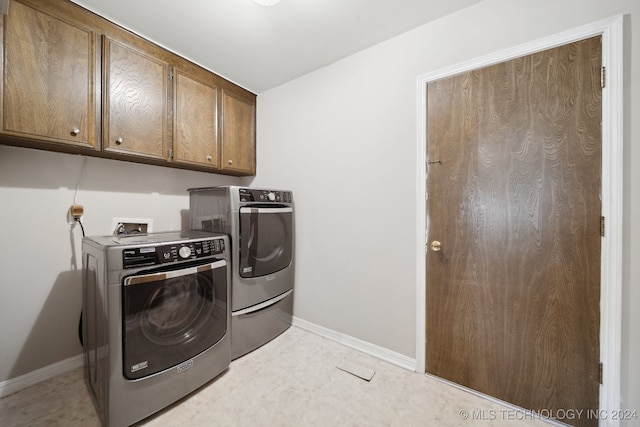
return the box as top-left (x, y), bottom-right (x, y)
top-left (122, 259), bottom-right (228, 380)
top-left (141, 274), bottom-right (213, 345)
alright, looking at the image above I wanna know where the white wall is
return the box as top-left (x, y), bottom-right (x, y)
top-left (254, 0), bottom-right (640, 417)
top-left (0, 145), bottom-right (250, 382)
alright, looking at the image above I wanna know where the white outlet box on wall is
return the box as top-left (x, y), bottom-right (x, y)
top-left (111, 217), bottom-right (153, 235)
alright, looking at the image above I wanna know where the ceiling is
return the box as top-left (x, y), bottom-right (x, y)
top-left (71, 0), bottom-right (481, 93)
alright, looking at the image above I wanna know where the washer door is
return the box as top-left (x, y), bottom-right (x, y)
top-left (122, 259), bottom-right (227, 380)
top-left (239, 206), bottom-right (293, 278)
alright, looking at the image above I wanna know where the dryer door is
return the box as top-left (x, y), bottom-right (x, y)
top-left (121, 259), bottom-right (227, 380)
top-left (239, 207), bottom-right (293, 278)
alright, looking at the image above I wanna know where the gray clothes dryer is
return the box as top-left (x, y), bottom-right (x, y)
top-left (82, 231), bottom-right (231, 427)
top-left (189, 186), bottom-right (294, 360)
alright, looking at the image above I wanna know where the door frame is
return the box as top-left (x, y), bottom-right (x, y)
top-left (415, 15), bottom-right (623, 425)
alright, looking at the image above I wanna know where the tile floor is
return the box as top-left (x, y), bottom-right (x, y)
top-left (0, 327), bottom-right (551, 426)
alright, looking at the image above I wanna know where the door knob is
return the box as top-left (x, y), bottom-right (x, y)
top-left (430, 240), bottom-right (442, 252)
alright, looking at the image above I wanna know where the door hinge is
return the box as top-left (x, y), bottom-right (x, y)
top-left (601, 66), bottom-right (606, 89)
top-left (600, 216), bottom-right (605, 237)
top-left (598, 362), bottom-right (603, 384)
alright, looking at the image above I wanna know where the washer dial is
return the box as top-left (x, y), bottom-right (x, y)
top-left (178, 246), bottom-right (192, 259)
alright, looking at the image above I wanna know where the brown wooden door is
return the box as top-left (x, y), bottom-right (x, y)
top-left (221, 90), bottom-right (256, 175)
top-left (2, 0), bottom-right (97, 148)
top-left (426, 37), bottom-right (602, 427)
top-left (103, 36), bottom-right (168, 160)
top-left (174, 69), bottom-right (219, 169)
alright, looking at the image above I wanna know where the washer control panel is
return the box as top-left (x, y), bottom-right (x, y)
top-left (239, 188), bottom-right (293, 203)
top-left (123, 238), bottom-right (226, 269)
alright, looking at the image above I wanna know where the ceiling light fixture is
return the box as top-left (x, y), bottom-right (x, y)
top-left (253, 0), bottom-right (280, 6)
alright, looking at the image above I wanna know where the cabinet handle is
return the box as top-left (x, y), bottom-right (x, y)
top-left (71, 128), bottom-right (80, 136)
top-left (228, 159), bottom-right (233, 165)
top-left (116, 137), bottom-right (123, 145)
top-left (207, 155), bottom-right (212, 161)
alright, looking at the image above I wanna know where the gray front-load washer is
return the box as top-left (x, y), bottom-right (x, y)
top-left (82, 231), bottom-right (230, 427)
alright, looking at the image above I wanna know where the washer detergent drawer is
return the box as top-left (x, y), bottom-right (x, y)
top-left (231, 290), bottom-right (293, 360)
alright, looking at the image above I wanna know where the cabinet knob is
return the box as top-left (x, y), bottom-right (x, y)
top-left (228, 159), bottom-right (233, 165)
top-left (71, 128), bottom-right (80, 136)
top-left (207, 155), bottom-right (212, 161)
top-left (116, 137), bottom-right (123, 145)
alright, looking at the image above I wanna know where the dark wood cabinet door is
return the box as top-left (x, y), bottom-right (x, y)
top-left (103, 36), bottom-right (168, 160)
top-left (221, 90), bottom-right (255, 175)
top-left (2, 0), bottom-right (97, 148)
top-left (174, 69), bottom-right (218, 169)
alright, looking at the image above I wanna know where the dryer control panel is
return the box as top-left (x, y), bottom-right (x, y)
top-left (239, 188), bottom-right (293, 203)
top-left (122, 238), bottom-right (226, 269)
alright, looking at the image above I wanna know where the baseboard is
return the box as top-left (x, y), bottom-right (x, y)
top-left (0, 354), bottom-right (84, 399)
top-left (292, 316), bottom-right (416, 372)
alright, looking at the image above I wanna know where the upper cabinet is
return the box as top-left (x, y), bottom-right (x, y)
top-left (0, 0), bottom-right (256, 176)
top-left (174, 69), bottom-right (219, 169)
top-left (221, 91), bottom-right (256, 176)
top-left (103, 37), bottom-right (169, 161)
top-left (1, 0), bottom-right (98, 149)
